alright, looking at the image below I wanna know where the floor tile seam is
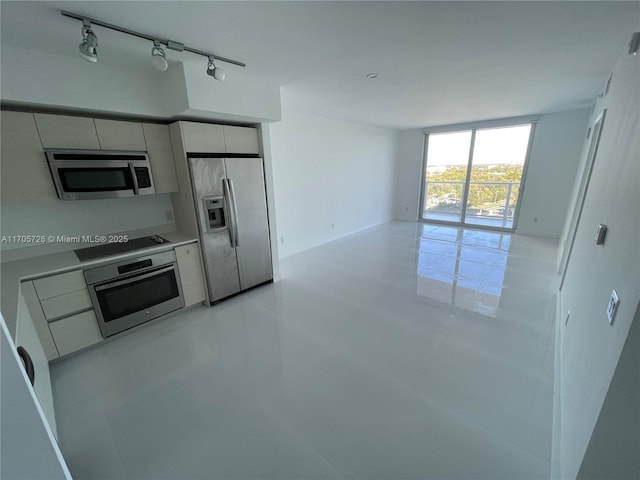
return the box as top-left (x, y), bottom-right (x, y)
top-left (332, 238), bottom-right (422, 255)
top-left (439, 334), bottom-right (554, 381)
top-left (94, 403), bottom-right (131, 480)
top-left (290, 264), bottom-right (392, 289)
top-left (263, 405), bottom-right (349, 480)
top-left (289, 277), bottom-right (453, 342)
top-left (271, 310), bottom-right (444, 393)
top-left (219, 395), bottom-right (349, 480)
top-left (400, 381), bottom-right (554, 467)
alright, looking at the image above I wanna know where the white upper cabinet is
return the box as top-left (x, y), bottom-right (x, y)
top-left (176, 121), bottom-right (259, 154)
top-left (180, 121), bottom-right (226, 153)
top-left (223, 125), bottom-right (260, 154)
top-left (34, 113), bottom-right (100, 149)
top-left (142, 123), bottom-right (179, 193)
top-left (94, 119), bottom-right (146, 150)
top-left (1, 111), bottom-right (58, 204)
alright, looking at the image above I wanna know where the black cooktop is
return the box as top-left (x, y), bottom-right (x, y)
top-left (75, 235), bottom-right (169, 261)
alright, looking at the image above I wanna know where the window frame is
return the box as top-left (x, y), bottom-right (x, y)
top-left (419, 116), bottom-right (537, 232)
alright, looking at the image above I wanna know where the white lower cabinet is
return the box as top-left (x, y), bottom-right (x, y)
top-left (19, 243), bottom-right (204, 362)
top-left (48, 311), bottom-right (102, 357)
top-left (175, 243), bottom-right (207, 307)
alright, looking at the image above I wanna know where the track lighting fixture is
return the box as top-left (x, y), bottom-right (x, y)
top-left (151, 40), bottom-right (168, 71)
top-left (62, 10), bottom-right (245, 79)
top-left (206, 57), bottom-right (226, 81)
top-left (78, 20), bottom-right (98, 63)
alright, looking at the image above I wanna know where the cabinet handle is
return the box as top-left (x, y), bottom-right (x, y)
top-left (17, 346), bottom-right (35, 386)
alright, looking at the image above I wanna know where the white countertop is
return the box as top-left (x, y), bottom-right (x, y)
top-left (0, 231), bottom-right (198, 337)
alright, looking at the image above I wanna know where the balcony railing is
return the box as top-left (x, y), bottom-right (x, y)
top-left (423, 181), bottom-right (520, 225)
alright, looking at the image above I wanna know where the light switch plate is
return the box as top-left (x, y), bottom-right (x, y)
top-left (607, 290), bottom-right (619, 325)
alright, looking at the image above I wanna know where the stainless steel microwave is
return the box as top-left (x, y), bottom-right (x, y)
top-left (45, 149), bottom-right (155, 200)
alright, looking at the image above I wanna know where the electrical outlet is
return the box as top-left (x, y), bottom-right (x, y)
top-left (280, 236), bottom-right (284, 244)
top-left (606, 290), bottom-right (619, 325)
top-left (165, 210), bottom-right (174, 222)
top-left (331, 223), bottom-right (335, 229)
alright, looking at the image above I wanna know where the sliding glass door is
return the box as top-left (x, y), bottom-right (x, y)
top-left (423, 130), bottom-right (472, 224)
top-left (422, 123), bottom-right (533, 231)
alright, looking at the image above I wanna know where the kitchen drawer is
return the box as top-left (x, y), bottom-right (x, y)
top-left (34, 270), bottom-right (87, 300)
top-left (40, 289), bottom-right (92, 321)
top-left (49, 310), bottom-right (102, 357)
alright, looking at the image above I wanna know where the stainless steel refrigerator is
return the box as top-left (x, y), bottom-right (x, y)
top-left (189, 156), bottom-right (272, 303)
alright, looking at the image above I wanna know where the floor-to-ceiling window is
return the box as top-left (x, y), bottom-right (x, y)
top-left (421, 121), bottom-right (534, 231)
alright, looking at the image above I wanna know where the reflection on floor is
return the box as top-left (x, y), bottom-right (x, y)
top-left (51, 221), bottom-right (559, 479)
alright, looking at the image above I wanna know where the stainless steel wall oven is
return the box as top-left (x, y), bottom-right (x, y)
top-left (84, 251), bottom-right (184, 338)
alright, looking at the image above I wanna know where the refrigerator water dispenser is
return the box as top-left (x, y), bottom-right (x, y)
top-left (204, 196), bottom-right (227, 232)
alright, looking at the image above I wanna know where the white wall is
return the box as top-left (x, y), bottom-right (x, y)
top-left (517, 109), bottom-right (590, 237)
top-left (0, 195), bottom-right (174, 252)
top-left (555, 46), bottom-right (639, 479)
top-left (392, 109), bottom-right (590, 238)
top-left (575, 304), bottom-right (639, 480)
top-left (394, 129), bottom-right (424, 220)
top-left (269, 112), bottom-right (398, 258)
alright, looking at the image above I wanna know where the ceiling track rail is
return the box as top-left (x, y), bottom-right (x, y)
top-left (61, 10), bottom-right (246, 68)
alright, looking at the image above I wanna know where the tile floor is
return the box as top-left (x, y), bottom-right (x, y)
top-left (51, 221), bottom-right (559, 479)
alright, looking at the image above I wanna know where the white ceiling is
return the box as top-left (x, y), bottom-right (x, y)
top-left (1, 1), bottom-right (638, 129)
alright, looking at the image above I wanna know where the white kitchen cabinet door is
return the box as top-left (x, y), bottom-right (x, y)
top-left (48, 310), bottom-right (102, 357)
top-left (223, 125), bottom-right (260, 154)
top-left (143, 123), bottom-right (179, 193)
top-left (34, 113), bottom-right (100, 149)
top-left (33, 270), bottom-right (87, 301)
top-left (175, 244), bottom-right (207, 307)
top-left (1, 111), bottom-right (59, 205)
top-left (180, 121), bottom-right (226, 153)
top-left (15, 288), bottom-right (58, 437)
top-left (21, 282), bottom-right (59, 361)
top-left (94, 119), bottom-right (146, 150)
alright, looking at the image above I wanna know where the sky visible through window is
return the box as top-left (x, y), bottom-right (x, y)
top-left (427, 124), bottom-right (531, 167)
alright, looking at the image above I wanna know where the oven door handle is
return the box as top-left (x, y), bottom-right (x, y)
top-left (94, 265), bottom-right (176, 292)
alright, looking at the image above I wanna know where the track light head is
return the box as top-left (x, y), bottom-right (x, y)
top-left (78, 20), bottom-right (98, 62)
top-left (151, 41), bottom-right (168, 71)
top-left (207, 57), bottom-right (226, 81)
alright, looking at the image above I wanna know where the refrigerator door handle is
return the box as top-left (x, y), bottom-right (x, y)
top-left (223, 179), bottom-right (235, 247)
top-left (228, 178), bottom-right (240, 247)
